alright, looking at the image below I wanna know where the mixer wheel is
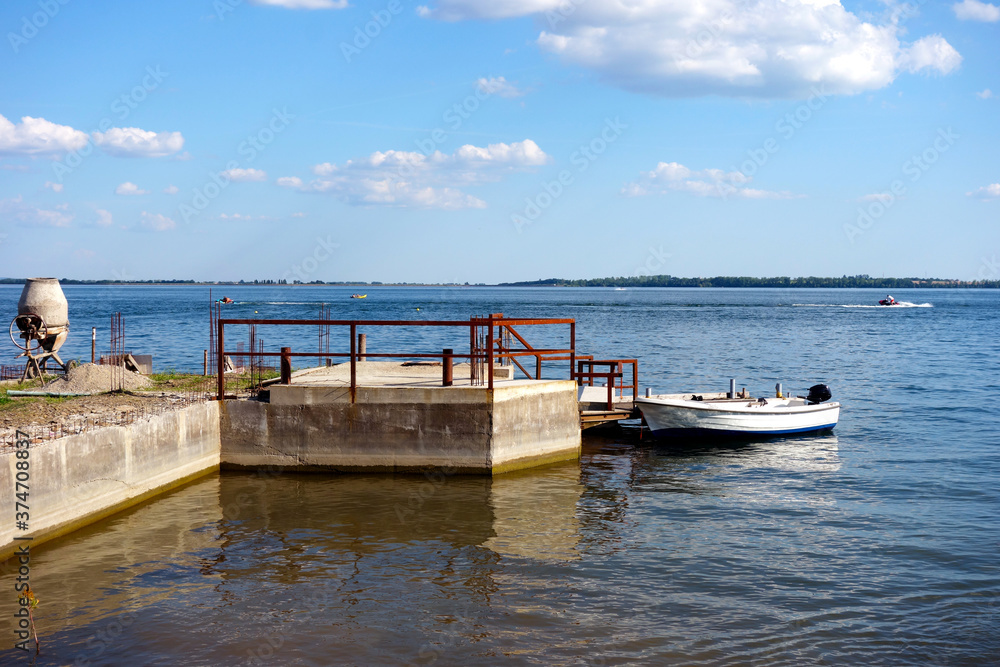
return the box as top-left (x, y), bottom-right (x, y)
top-left (9, 313), bottom-right (48, 353)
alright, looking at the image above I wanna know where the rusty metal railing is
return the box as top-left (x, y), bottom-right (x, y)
top-left (576, 359), bottom-right (639, 411)
top-left (215, 314), bottom-right (579, 401)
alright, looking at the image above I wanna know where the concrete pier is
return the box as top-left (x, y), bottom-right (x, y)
top-left (220, 362), bottom-right (582, 474)
top-left (0, 401), bottom-right (220, 561)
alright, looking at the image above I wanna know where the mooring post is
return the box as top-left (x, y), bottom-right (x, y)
top-left (280, 347), bottom-right (292, 384)
top-left (91, 327), bottom-right (96, 364)
top-left (443, 348), bottom-right (453, 387)
top-left (358, 333), bottom-right (366, 361)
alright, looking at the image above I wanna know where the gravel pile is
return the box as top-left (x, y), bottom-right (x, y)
top-left (43, 363), bottom-right (152, 393)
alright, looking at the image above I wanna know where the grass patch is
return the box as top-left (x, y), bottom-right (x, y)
top-left (146, 369), bottom-right (279, 393)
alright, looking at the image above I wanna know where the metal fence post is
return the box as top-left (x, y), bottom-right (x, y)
top-left (280, 347), bottom-right (292, 384)
top-left (443, 348), bottom-right (453, 387)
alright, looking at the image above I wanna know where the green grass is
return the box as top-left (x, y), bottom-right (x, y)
top-left (0, 377), bottom-right (66, 412)
top-left (146, 369), bottom-right (281, 393)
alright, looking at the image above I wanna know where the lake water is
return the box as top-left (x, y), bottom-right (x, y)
top-left (1, 286), bottom-right (998, 665)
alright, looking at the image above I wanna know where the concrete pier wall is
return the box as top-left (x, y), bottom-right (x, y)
top-left (0, 402), bottom-right (220, 561)
top-left (220, 380), bottom-right (581, 474)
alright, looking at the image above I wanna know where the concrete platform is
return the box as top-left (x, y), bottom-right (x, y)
top-left (221, 362), bottom-right (582, 475)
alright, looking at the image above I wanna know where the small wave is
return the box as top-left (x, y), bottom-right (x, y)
top-left (793, 302), bottom-right (933, 309)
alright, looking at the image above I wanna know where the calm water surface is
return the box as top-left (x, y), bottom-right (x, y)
top-left (1, 286), bottom-right (997, 665)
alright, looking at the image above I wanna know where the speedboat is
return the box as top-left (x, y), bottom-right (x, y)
top-left (635, 383), bottom-right (839, 439)
top-left (351, 294), bottom-right (367, 299)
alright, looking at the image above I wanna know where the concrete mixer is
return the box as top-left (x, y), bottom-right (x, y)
top-left (8, 278), bottom-right (71, 380)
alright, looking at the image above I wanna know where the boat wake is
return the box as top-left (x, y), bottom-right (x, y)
top-left (793, 302), bottom-right (933, 309)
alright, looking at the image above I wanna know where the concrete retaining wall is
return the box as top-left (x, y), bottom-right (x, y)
top-left (221, 380), bottom-right (581, 474)
top-left (0, 401), bottom-right (220, 561)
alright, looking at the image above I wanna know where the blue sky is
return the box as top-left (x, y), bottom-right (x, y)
top-left (0, 0), bottom-right (997, 283)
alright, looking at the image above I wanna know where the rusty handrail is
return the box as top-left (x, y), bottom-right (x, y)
top-left (577, 358), bottom-right (638, 409)
top-left (216, 315), bottom-right (579, 400)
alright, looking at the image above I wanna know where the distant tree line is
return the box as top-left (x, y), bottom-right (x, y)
top-left (1, 275), bottom-right (996, 288)
top-left (499, 275), bottom-right (1000, 288)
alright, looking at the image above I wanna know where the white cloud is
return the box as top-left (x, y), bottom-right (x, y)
top-left (623, 161), bottom-right (798, 199)
top-left (139, 211), bottom-right (176, 231)
top-left (900, 35), bottom-right (963, 75)
top-left (0, 114), bottom-right (89, 155)
top-left (43, 181), bottom-right (64, 193)
top-left (953, 0), bottom-right (1000, 21)
top-left (277, 176), bottom-right (304, 188)
top-left (290, 140), bottom-right (549, 209)
top-left (976, 88), bottom-right (994, 99)
top-left (968, 183), bottom-right (1000, 199)
top-left (115, 182), bottom-right (149, 196)
top-left (222, 167), bottom-right (268, 182)
top-left (291, 212), bottom-right (307, 218)
top-left (249, 0), bottom-right (348, 7)
top-left (419, 0), bottom-right (962, 98)
top-left (92, 128), bottom-right (185, 157)
top-left (95, 209), bottom-right (113, 227)
top-left (219, 213), bottom-right (252, 220)
top-left (163, 185), bottom-right (180, 194)
top-left (476, 76), bottom-right (525, 98)
top-left (0, 196), bottom-right (74, 227)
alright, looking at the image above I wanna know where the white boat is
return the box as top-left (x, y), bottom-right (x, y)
top-left (635, 385), bottom-right (839, 439)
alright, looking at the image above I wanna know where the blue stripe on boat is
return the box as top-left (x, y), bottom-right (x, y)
top-left (650, 423), bottom-right (837, 438)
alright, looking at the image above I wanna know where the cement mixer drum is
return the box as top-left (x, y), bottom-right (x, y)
top-left (9, 278), bottom-right (70, 379)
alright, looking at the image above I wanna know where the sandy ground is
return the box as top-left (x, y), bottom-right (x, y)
top-left (42, 363), bottom-right (152, 393)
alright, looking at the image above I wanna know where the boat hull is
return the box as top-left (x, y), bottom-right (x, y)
top-left (636, 396), bottom-right (840, 439)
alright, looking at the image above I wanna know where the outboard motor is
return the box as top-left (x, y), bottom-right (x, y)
top-left (806, 384), bottom-right (832, 404)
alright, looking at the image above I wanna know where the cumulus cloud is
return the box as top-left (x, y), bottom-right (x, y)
top-left (0, 114), bottom-right (89, 155)
top-left (92, 128), bottom-right (185, 157)
top-left (968, 183), bottom-right (1000, 199)
top-left (221, 167), bottom-right (268, 182)
top-left (277, 176), bottom-right (304, 188)
top-left (249, 0), bottom-right (348, 7)
top-left (288, 140), bottom-right (549, 209)
top-left (43, 181), bottom-right (64, 193)
top-left (953, 0), bottom-right (1000, 21)
top-left (95, 209), bottom-right (113, 227)
top-left (976, 88), bottom-right (994, 99)
top-left (477, 76), bottom-right (525, 98)
top-left (419, 0), bottom-right (962, 98)
top-left (900, 35), bottom-right (963, 75)
top-left (164, 184), bottom-right (180, 194)
top-left (115, 182), bottom-right (149, 196)
top-left (623, 161), bottom-right (798, 199)
top-left (139, 211), bottom-right (176, 231)
top-left (0, 196), bottom-right (74, 227)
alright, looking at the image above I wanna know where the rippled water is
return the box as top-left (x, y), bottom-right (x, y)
top-left (1, 286), bottom-right (998, 665)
